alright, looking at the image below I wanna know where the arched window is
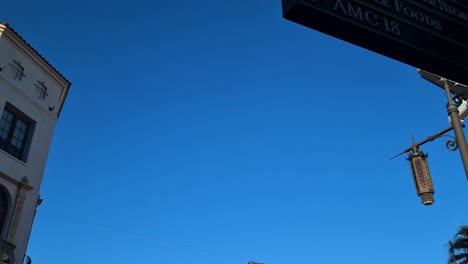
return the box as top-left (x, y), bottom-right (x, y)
top-left (0, 188), bottom-right (13, 264)
top-left (0, 190), bottom-right (8, 236)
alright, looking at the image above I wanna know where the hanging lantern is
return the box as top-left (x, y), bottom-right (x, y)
top-left (407, 149), bottom-right (435, 205)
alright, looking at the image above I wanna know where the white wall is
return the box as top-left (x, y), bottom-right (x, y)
top-left (0, 29), bottom-right (69, 264)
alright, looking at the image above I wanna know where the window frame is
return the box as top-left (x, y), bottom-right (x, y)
top-left (0, 103), bottom-right (35, 162)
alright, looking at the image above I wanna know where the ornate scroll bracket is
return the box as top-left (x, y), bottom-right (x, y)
top-left (390, 125), bottom-right (462, 160)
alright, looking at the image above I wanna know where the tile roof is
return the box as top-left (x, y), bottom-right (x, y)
top-left (0, 22), bottom-right (71, 85)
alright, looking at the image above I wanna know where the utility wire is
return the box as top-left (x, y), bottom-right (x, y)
top-left (37, 209), bottom-right (256, 264)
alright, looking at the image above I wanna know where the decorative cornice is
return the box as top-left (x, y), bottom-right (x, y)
top-left (0, 172), bottom-right (33, 191)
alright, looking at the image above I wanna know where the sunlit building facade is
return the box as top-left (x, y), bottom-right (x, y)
top-left (0, 22), bottom-right (70, 264)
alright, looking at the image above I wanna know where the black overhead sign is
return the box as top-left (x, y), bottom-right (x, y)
top-left (282, 0), bottom-right (468, 85)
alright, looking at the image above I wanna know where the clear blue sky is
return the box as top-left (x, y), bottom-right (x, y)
top-left (1, 1), bottom-right (467, 263)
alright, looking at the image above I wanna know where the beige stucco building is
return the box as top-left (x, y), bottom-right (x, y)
top-left (0, 22), bottom-right (70, 264)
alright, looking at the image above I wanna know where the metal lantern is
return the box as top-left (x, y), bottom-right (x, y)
top-left (407, 149), bottom-right (435, 205)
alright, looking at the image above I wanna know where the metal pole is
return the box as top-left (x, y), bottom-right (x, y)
top-left (442, 78), bottom-right (468, 181)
